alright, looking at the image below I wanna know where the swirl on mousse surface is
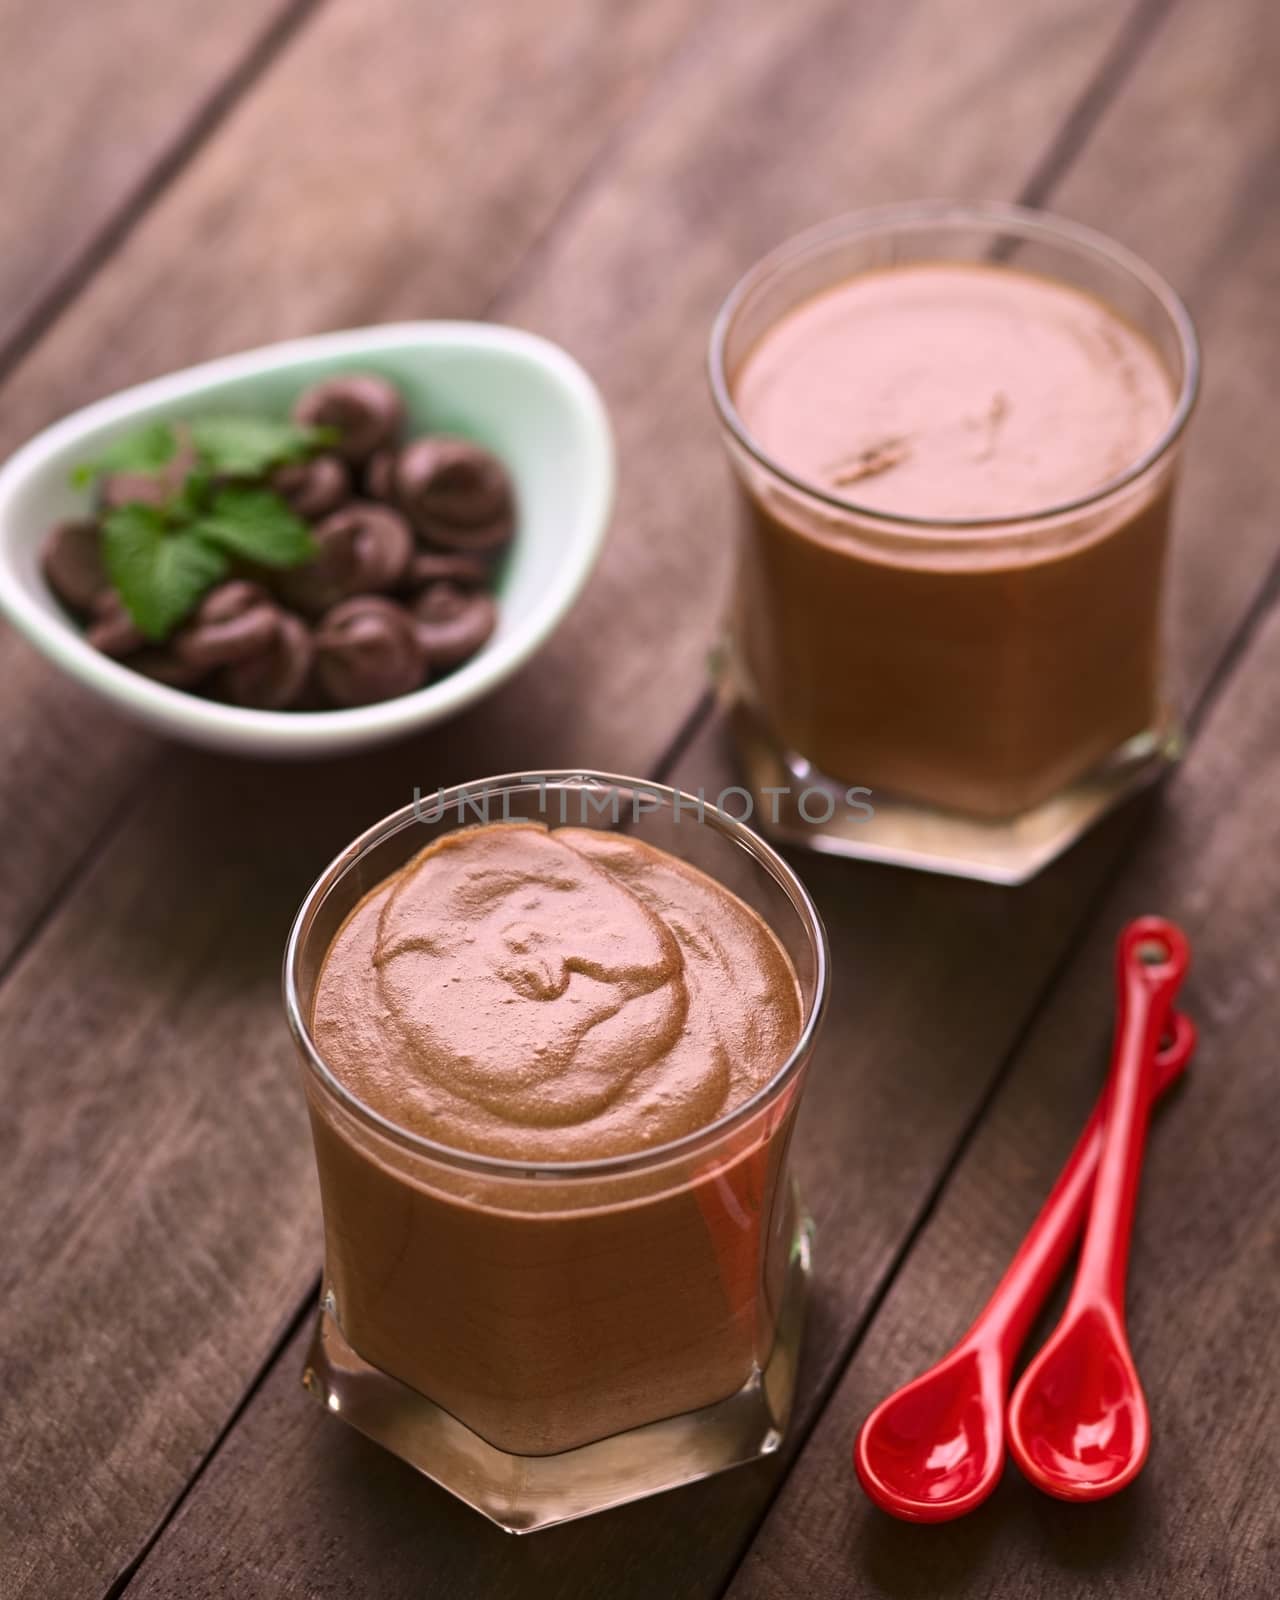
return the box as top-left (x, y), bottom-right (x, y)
top-left (312, 822), bottom-right (802, 1161)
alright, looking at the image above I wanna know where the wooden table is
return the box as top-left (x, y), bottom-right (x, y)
top-left (2, 1), bottom-right (1277, 1595)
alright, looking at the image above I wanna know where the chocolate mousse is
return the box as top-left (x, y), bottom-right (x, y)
top-left (728, 261), bottom-right (1180, 818)
top-left (306, 821), bottom-right (805, 1454)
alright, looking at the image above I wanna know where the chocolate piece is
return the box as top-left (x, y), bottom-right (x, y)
top-left (102, 472), bottom-right (171, 510)
top-left (173, 581), bottom-right (280, 671)
top-left (313, 596), bottom-right (427, 707)
top-left (275, 502), bottom-right (413, 617)
top-left (412, 581), bottom-right (497, 668)
top-left (292, 375), bottom-right (404, 464)
top-left (271, 453), bottom-right (351, 519)
top-left (387, 436), bottom-right (514, 553)
top-left (400, 550), bottom-right (491, 592)
top-left (219, 611), bottom-right (314, 709)
top-left (41, 519), bottom-right (107, 614)
top-left (364, 449), bottom-right (395, 503)
top-left (131, 648), bottom-right (209, 690)
top-left (85, 591), bottom-right (146, 659)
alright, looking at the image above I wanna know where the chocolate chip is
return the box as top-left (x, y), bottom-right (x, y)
top-left (292, 375), bottom-right (404, 464)
top-left (412, 582), bottom-right (497, 669)
top-left (314, 596), bottom-right (427, 707)
top-left (364, 449), bottom-right (395, 502)
top-left (102, 475), bottom-right (164, 510)
top-left (85, 591), bottom-right (146, 659)
top-left (271, 453), bottom-right (351, 519)
top-left (387, 436), bottom-right (514, 553)
top-left (275, 501), bottom-right (413, 616)
top-left (400, 550), bottom-right (492, 592)
top-left (219, 611), bottom-right (314, 710)
top-left (131, 648), bottom-right (209, 690)
top-left (172, 581), bottom-right (280, 672)
top-left (58, 376), bottom-right (515, 714)
top-left (41, 519), bottom-right (107, 614)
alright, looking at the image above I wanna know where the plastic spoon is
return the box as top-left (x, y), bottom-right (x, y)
top-left (854, 988), bottom-right (1194, 1522)
top-left (1006, 916), bottom-right (1190, 1501)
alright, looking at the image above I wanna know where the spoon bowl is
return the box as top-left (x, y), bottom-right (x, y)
top-left (856, 1346), bottom-right (1005, 1521)
top-left (854, 1002), bottom-right (1194, 1522)
top-left (1008, 1304), bottom-right (1149, 1497)
top-left (1006, 915), bottom-right (1189, 1501)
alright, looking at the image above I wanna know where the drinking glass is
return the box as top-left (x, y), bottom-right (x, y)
top-left (709, 202), bottom-right (1199, 883)
top-left (284, 771), bottom-right (828, 1532)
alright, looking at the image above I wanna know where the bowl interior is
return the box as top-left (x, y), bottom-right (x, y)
top-left (0, 324), bottom-right (612, 753)
top-left (7, 330), bottom-right (597, 637)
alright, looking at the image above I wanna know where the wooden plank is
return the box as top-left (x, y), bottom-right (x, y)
top-left (0, 2), bottom-right (708, 1595)
top-left (723, 518), bottom-right (1280, 1600)
top-left (0, 0), bottom-right (310, 966)
top-left (111, 762), bottom-right (1145, 1600)
top-left (0, 0), bottom-right (308, 363)
top-left (117, 0), bottom-right (1280, 1593)
top-left (1044, 0), bottom-right (1280, 710)
top-left (69, 1), bottom-right (1185, 1596)
top-left (712, 0), bottom-right (1280, 1591)
top-left (0, 0), bottom-right (699, 972)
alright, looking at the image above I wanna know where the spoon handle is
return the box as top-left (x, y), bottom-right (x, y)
top-left (1069, 917), bottom-right (1190, 1314)
top-left (976, 1009), bottom-right (1195, 1367)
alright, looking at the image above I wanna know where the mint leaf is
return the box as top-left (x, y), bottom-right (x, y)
top-left (192, 486), bottom-right (316, 567)
top-left (187, 415), bottom-right (325, 477)
top-left (169, 466), bottom-right (218, 522)
top-left (71, 421), bottom-right (178, 488)
top-left (102, 504), bottom-right (228, 640)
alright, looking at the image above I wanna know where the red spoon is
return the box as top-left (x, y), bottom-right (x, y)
top-left (854, 943), bottom-right (1193, 1521)
top-left (1006, 916), bottom-right (1189, 1501)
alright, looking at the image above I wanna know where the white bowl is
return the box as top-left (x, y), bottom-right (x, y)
top-left (0, 323), bottom-right (614, 758)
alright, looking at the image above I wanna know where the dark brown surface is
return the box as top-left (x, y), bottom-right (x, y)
top-left (0, 0), bottom-right (701, 973)
top-left (0, 0), bottom-right (1277, 1597)
top-left (727, 599), bottom-right (1280, 1600)
top-left (0, 1), bottom-right (707, 1591)
top-left (0, 0), bottom-right (312, 365)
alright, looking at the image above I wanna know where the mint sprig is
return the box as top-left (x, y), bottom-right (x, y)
top-left (71, 422), bottom-right (179, 488)
top-left (73, 413), bottom-right (327, 641)
top-left (192, 486), bottom-right (317, 566)
top-left (73, 413), bottom-right (331, 492)
top-left (102, 504), bottom-right (230, 641)
top-left (186, 415), bottom-right (331, 477)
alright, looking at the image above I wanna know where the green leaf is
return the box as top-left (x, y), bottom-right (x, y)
top-left (169, 466), bottom-right (218, 522)
top-left (70, 421), bottom-right (178, 488)
top-left (187, 415), bottom-right (325, 477)
top-left (191, 485), bottom-right (316, 567)
top-left (102, 503), bottom-right (228, 640)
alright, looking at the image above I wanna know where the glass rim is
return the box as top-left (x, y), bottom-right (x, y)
top-left (283, 769), bottom-right (830, 1182)
top-left (707, 199), bottom-right (1201, 535)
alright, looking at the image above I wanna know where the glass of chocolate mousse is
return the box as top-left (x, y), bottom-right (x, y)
top-left (710, 201), bottom-right (1199, 884)
top-left (284, 772), bottom-right (828, 1532)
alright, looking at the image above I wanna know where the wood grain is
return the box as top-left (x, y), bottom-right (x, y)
top-left (113, 743), bottom-right (1148, 1600)
top-left (0, 0), bottom-right (310, 363)
top-left (0, 2), bottom-right (707, 1594)
top-left (724, 512), bottom-right (1280, 1600)
top-left (0, 0), bottom-right (699, 974)
top-left (8, 1), bottom-right (1275, 1598)
top-left (0, 0), bottom-right (314, 971)
top-left (37, 1), bottom-right (1197, 1597)
top-left (114, 0), bottom-right (1280, 1595)
top-left (720, 1), bottom-right (1280, 1592)
top-left (1045, 0), bottom-right (1280, 714)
